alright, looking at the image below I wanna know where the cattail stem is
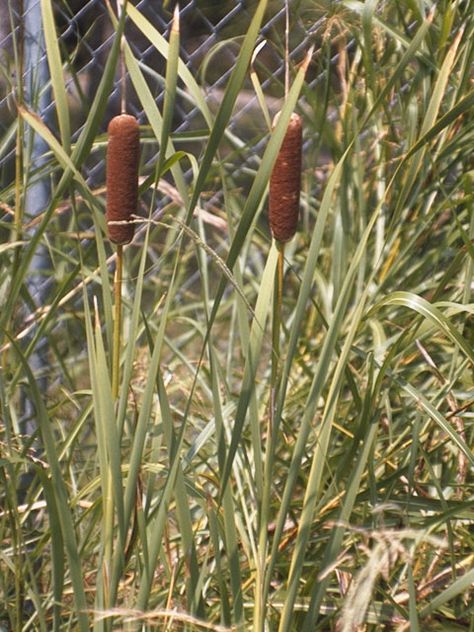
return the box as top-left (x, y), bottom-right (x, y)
top-left (119, 47), bottom-right (126, 116)
top-left (284, 0), bottom-right (290, 99)
top-left (271, 243), bottom-right (285, 394)
top-left (256, 243), bottom-right (285, 632)
top-left (106, 242), bottom-right (123, 619)
top-left (112, 244), bottom-right (123, 400)
top-left (115, 0), bottom-right (126, 114)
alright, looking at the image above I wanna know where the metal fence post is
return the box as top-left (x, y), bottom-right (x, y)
top-left (20, 0), bottom-right (52, 472)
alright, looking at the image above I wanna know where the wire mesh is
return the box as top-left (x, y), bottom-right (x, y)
top-left (0, 1), bottom-right (322, 188)
top-left (0, 0), bottom-right (353, 361)
top-left (0, 0), bottom-right (330, 434)
top-left (0, 0), bottom-right (338, 306)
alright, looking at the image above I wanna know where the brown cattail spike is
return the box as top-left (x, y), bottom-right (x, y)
top-left (106, 114), bottom-right (140, 245)
top-left (269, 112), bottom-right (302, 243)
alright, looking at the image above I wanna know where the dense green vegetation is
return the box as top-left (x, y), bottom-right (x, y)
top-left (1, 0), bottom-right (473, 629)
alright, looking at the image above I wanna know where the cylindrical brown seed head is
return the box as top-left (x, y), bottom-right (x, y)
top-left (106, 114), bottom-right (140, 245)
top-left (269, 112), bottom-right (302, 243)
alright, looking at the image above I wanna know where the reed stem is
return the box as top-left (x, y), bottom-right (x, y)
top-left (271, 242), bottom-right (285, 397)
top-left (255, 241), bottom-right (285, 631)
top-left (112, 244), bottom-right (123, 400)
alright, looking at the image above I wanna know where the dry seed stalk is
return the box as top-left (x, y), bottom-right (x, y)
top-left (106, 114), bottom-right (140, 245)
top-left (269, 112), bottom-right (302, 243)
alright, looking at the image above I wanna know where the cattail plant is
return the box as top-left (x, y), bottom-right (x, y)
top-left (106, 113), bottom-right (140, 245)
top-left (268, 111), bottom-right (303, 244)
top-left (267, 110), bottom-right (303, 384)
top-left (105, 113), bottom-right (140, 398)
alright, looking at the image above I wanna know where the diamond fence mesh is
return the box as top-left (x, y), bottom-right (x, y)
top-left (0, 0), bottom-right (362, 451)
top-left (0, 0), bottom-right (327, 190)
top-left (0, 0), bottom-right (338, 336)
top-left (0, 0), bottom-right (330, 432)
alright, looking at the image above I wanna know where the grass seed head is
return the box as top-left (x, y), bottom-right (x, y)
top-left (269, 111), bottom-right (302, 243)
top-left (106, 114), bottom-right (140, 245)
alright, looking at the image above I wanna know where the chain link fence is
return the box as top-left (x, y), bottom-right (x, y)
top-left (0, 0), bottom-right (336, 434)
top-left (0, 0), bottom-right (330, 190)
top-left (1, 1), bottom-right (343, 317)
top-left (0, 0), bottom-right (336, 326)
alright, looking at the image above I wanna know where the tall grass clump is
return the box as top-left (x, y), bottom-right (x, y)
top-left (0, 0), bottom-right (474, 630)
